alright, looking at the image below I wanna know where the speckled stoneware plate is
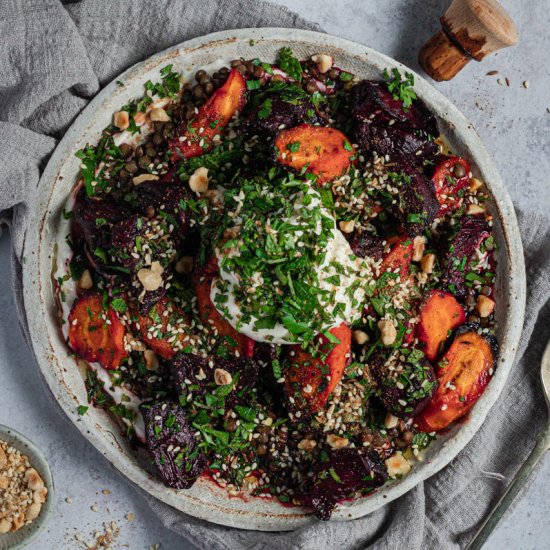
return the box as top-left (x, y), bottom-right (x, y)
top-left (0, 426), bottom-right (54, 549)
top-left (21, 28), bottom-right (526, 531)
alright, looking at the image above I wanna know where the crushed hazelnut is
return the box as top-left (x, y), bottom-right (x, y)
top-left (133, 173), bottom-right (160, 186)
top-left (150, 261), bottom-right (164, 275)
top-left (384, 413), bottom-right (399, 429)
top-left (149, 107), bottom-right (171, 122)
top-left (338, 219), bottom-right (355, 233)
top-left (421, 253), bottom-right (436, 274)
top-left (113, 111), bottom-right (129, 130)
top-left (78, 269), bottom-right (93, 290)
top-left (144, 349), bottom-right (159, 371)
top-left (189, 167), bottom-right (209, 193)
top-left (385, 452), bottom-right (411, 478)
top-left (311, 53), bottom-right (333, 73)
top-left (469, 177), bottom-right (483, 192)
top-left (137, 268), bottom-right (162, 291)
top-left (412, 236), bottom-right (426, 262)
top-left (326, 434), bottom-right (349, 449)
top-left (378, 320), bottom-right (397, 346)
top-left (214, 368), bottom-right (232, 386)
top-left (476, 295), bottom-right (495, 317)
top-left (242, 475), bottom-right (259, 492)
top-left (297, 439), bottom-right (317, 452)
top-left (467, 203), bottom-right (485, 215)
top-left (352, 329), bottom-right (369, 345)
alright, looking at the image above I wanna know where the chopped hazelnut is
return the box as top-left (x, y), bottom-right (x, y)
top-left (25, 502), bottom-right (42, 521)
top-left (0, 475), bottom-right (9, 489)
top-left (326, 434), bottom-right (349, 449)
top-left (412, 236), bottom-right (426, 262)
top-left (339, 219), bottom-right (355, 233)
top-left (149, 107), bottom-right (171, 122)
top-left (385, 452), bottom-right (411, 478)
top-left (150, 261), bottom-right (164, 275)
top-left (189, 167), bottom-right (209, 193)
top-left (25, 468), bottom-right (44, 491)
top-left (467, 203), bottom-right (485, 215)
top-left (214, 368), bottom-right (232, 386)
top-left (311, 53), bottom-right (333, 74)
top-left (378, 320), bottom-right (397, 346)
top-left (352, 329), bottom-right (369, 345)
top-left (421, 253), bottom-right (436, 274)
top-left (297, 438), bottom-right (317, 452)
top-left (384, 412), bottom-right (399, 429)
top-left (113, 111), bottom-right (129, 130)
top-left (132, 173), bottom-right (159, 186)
top-left (78, 269), bottom-right (93, 290)
top-left (242, 475), bottom-right (259, 492)
top-left (144, 349), bottom-right (159, 371)
top-left (137, 268), bottom-right (162, 291)
top-left (476, 295), bottom-right (495, 318)
top-left (0, 519), bottom-right (11, 534)
top-left (469, 177), bottom-right (483, 192)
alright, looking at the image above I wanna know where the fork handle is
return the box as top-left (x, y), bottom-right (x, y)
top-left (467, 426), bottom-right (550, 550)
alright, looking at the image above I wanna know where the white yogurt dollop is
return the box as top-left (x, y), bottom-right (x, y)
top-left (211, 188), bottom-right (374, 344)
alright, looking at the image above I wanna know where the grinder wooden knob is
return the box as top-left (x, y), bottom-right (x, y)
top-left (419, 0), bottom-right (518, 81)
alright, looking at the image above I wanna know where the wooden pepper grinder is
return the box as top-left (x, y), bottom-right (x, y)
top-left (419, 0), bottom-right (518, 81)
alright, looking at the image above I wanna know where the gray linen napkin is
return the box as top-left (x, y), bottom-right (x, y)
top-left (0, 1), bottom-right (548, 549)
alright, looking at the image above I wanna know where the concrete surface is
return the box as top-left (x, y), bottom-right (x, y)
top-left (1, 0), bottom-right (549, 548)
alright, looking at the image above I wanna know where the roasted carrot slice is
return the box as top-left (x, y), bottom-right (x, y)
top-left (131, 297), bottom-right (191, 360)
top-left (284, 323), bottom-right (352, 416)
top-left (415, 325), bottom-right (497, 432)
top-left (431, 156), bottom-right (470, 215)
top-left (274, 124), bottom-right (355, 184)
top-left (169, 69), bottom-right (247, 161)
top-left (68, 293), bottom-right (127, 369)
top-left (415, 290), bottom-right (466, 361)
top-left (377, 235), bottom-right (414, 278)
top-left (193, 257), bottom-right (255, 358)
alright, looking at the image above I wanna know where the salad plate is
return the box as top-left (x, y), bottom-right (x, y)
top-left (21, 28), bottom-right (525, 531)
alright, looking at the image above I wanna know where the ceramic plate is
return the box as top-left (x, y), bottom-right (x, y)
top-left (21, 28), bottom-right (525, 531)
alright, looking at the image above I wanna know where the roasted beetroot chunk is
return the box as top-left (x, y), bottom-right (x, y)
top-left (441, 216), bottom-right (491, 297)
top-left (347, 231), bottom-right (384, 260)
top-left (303, 448), bottom-right (388, 520)
top-left (134, 179), bottom-right (192, 238)
top-left (388, 164), bottom-right (439, 236)
top-left (142, 402), bottom-right (207, 489)
top-left (351, 80), bottom-right (438, 134)
top-left (73, 188), bottom-right (131, 254)
top-left (243, 95), bottom-right (319, 136)
top-left (170, 353), bottom-right (259, 408)
top-left (372, 350), bottom-right (438, 419)
top-left (354, 121), bottom-right (439, 165)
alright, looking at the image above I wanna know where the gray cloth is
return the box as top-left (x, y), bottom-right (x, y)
top-left (0, 1), bottom-right (548, 549)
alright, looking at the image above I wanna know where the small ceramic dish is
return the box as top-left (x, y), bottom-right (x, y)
top-left (0, 426), bottom-right (54, 550)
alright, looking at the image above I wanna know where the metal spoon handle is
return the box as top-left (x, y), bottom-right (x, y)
top-left (467, 427), bottom-right (550, 550)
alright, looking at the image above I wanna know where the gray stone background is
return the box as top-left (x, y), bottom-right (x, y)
top-left (1, 0), bottom-right (548, 548)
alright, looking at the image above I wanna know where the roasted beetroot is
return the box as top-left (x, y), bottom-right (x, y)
top-left (347, 231), bottom-right (384, 260)
top-left (372, 350), bottom-right (437, 419)
top-left (389, 164), bottom-right (439, 236)
top-left (354, 122), bottom-right (439, 165)
top-left (243, 95), bottom-right (320, 136)
top-left (441, 216), bottom-right (491, 297)
top-left (170, 353), bottom-right (259, 408)
top-left (142, 402), bottom-right (207, 489)
top-left (134, 179), bottom-right (191, 238)
top-left (303, 448), bottom-right (388, 520)
top-left (351, 80), bottom-right (438, 135)
top-left (72, 188), bottom-right (131, 254)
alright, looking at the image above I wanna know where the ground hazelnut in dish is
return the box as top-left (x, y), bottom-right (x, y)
top-left (57, 49), bottom-right (498, 521)
top-left (0, 440), bottom-right (48, 534)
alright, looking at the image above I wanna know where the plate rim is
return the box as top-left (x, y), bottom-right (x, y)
top-left (21, 27), bottom-right (526, 531)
